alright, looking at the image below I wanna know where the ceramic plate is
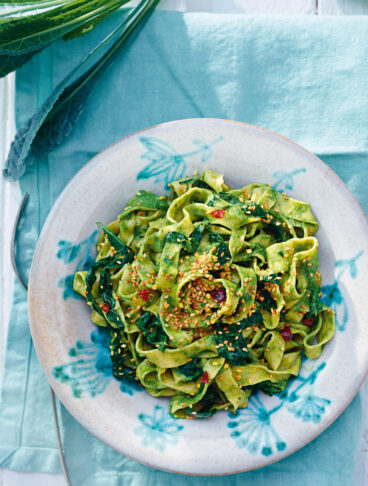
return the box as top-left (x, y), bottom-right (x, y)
top-left (28, 119), bottom-right (368, 474)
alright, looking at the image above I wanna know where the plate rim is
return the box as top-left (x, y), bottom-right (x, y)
top-left (28, 118), bottom-right (368, 475)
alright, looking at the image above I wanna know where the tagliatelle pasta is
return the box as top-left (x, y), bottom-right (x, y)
top-left (73, 169), bottom-right (335, 419)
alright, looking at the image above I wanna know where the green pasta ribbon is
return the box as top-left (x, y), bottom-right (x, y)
top-left (74, 169), bottom-right (335, 418)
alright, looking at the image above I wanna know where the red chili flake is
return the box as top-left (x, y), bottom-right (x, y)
top-left (201, 371), bottom-right (209, 384)
top-left (302, 318), bottom-right (314, 327)
top-left (210, 209), bottom-right (225, 218)
top-left (280, 325), bottom-right (293, 342)
top-left (101, 303), bottom-right (110, 313)
top-left (210, 287), bottom-right (226, 302)
top-left (138, 289), bottom-right (151, 302)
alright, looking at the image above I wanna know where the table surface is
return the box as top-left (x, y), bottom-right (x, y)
top-left (1, 1), bottom-right (367, 485)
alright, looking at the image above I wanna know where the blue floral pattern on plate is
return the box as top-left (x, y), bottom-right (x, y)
top-left (134, 405), bottom-right (184, 452)
top-left (322, 251), bottom-right (364, 331)
top-left (137, 136), bottom-right (223, 188)
top-left (228, 395), bottom-right (285, 456)
top-left (228, 362), bottom-right (330, 455)
top-left (272, 168), bottom-right (306, 191)
top-left (53, 327), bottom-right (142, 397)
top-left (57, 230), bottom-right (98, 299)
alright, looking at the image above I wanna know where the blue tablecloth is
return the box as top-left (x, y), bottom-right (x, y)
top-left (1, 10), bottom-right (368, 485)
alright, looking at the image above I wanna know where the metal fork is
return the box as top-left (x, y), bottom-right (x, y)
top-left (11, 192), bottom-right (71, 486)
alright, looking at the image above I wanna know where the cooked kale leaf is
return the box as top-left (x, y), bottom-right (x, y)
top-left (110, 334), bottom-right (137, 383)
top-left (176, 358), bottom-right (203, 382)
top-left (209, 232), bottom-right (231, 265)
top-left (257, 378), bottom-right (289, 396)
top-left (136, 312), bottom-right (167, 351)
top-left (97, 223), bottom-right (135, 264)
top-left (214, 319), bottom-right (251, 365)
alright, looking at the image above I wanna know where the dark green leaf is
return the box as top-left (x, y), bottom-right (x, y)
top-left (258, 273), bottom-right (281, 284)
top-left (182, 387), bottom-right (219, 418)
top-left (85, 256), bottom-right (117, 315)
top-left (209, 232), bottom-right (231, 265)
top-left (257, 378), bottom-right (289, 396)
top-left (190, 221), bottom-right (206, 253)
top-left (136, 311), bottom-right (167, 351)
top-left (192, 179), bottom-right (212, 190)
top-left (178, 178), bottom-right (192, 185)
top-left (0, 49), bottom-right (42, 78)
top-left (218, 192), bottom-right (240, 204)
top-left (164, 226), bottom-right (206, 254)
top-left (241, 307), bottom-right (263, 327)
top-left (177, 176), bottom-right (212, 190)
top-left (257, 281), bottom-right (277, 312)
top-left (176, 358), bottom-right (203, 382)
top-left (97, 222), bottom-right (134, 263)
top-left (110, 334), bottom-right (137, 382)
top-left (3, 0), bottom-right (159, 180)
top-left (0, 0), bottom-right (127, 55)
top-left (309, 286), bottom-right (323, 316)
top-left (164, 231), bottom-right (190, 246)
top-left (121, 190), bottom-right (169, 214)
top-left (207, 195), bottom-right (220, 207)
top-left (214, 319), bottom-right (251, 365)
top-left (242, 201), bottom-right (285, 242)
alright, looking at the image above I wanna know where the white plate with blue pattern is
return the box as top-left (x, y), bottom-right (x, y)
top-left (28, 119), bottom-right (368, 474)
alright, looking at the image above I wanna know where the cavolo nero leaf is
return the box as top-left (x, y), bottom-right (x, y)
top-left (97, 222), bottom-right (134, 263)
top-left (257, 378), bottom-right (289, 396)
top-left (309, 285), bottom-right (323, 316)
top-left (3, 0), bottom-right (159, 181)
top-left (62, 8), bottom-right (119, 41)
top-left (85, 256), bottom-right (119, 314)
top-left (0, 0), bottom-right (130, 55)
top-left (190, 221), bottom-right (206, 253)
top-left (110, 333), bottom-right (137, 382)
top-left (213, 309), bottom-right (264, 365)
top-left (136, 312), bottom-right (167, 351)
top-left (84, 220), bottom-right (134, 327)
top-left (214, 319), bottom-right (251, 365)
top-left (209, 232), bottom-right (231, 265)
top-left (0, 50), bottom-right (43, 78)
top-left (218, 191), bottom-right (240, 205)
top-left (176, 358), bottom-right (203, 382)
top-left (164, 225), bottom-right (206, 254)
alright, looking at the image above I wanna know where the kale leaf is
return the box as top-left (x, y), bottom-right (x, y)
top-left (218, 192), bottom-right (240, 205)
top-left (136, 312), bottom-right (167, 351)
top-left (192, 179), bottom-right (213, 190)
top-left (190, 221), bottom-right (207, 253)
top-left (209, 233), bottom-right (231, 265)
top-left (241, 307), bottom-right (263, 327)
top-left (259, 273), bottom-right (281, 284)
top-left (85, 256), bottom-right (124, 328)
top-left (3, 1), bottom-right (160, 181)
top-left (309, 285), bottom-right (324, 316)
top-left (110, 334), bottom-right (137, 383)
top-left (257, 378), bottom-right (289, 396)
top-left (164, 224), bottom-right (207, 254)
top-left (241, 201), bottom-right (284, 242)
top-left (214, 319), bottom-right (251, 365)
top-left (257, 282), bottom-right (277, 312)
top-left (97, 223), bottom-right (135, 264)
top-left (177, 177), bottom-right (212, 190)
top-left (84, 225), bottom-right (134, 328)
top-left (176, 358), bottom-right (203, 382)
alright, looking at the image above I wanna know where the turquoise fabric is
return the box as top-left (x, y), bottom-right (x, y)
top-left (1, 10), bottom-right (367, 485)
